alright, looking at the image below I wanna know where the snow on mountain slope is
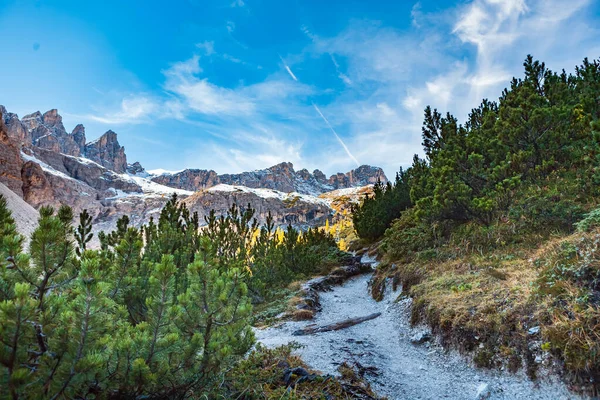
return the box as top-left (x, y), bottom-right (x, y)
top-left (119, 174), bottom-right (194, 197)
top-left (146, 168), bottom-right (184, 177)
top-left (20, 151), bottom-right (78, 182)
top-left (207, 184), bottom-right (330, 207)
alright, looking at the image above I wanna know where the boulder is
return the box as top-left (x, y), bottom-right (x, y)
top-left (410, 330), bottom-right (432, 345)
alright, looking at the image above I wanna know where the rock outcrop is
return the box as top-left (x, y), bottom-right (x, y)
top-left (20, 109), bottom-right (82, 156)
top-left (0, 105), bottom-right (30, 145)
top-left (20, 160), bottom-right (54, 208)
top-left (71, 124), bottom-right (86, 155)
top-left (152, 169), bottom-right (219, 190)
top-left (26, 147), bottom-right (141, 193)
top-left (84, 130), bottom-right (127, 173)
top-left (182, 185), bottom-right (332, 229)
top-left (152, 162), bottom-right (388, 195)
top-left (126, 161), bottom-right (146, 175)
top-left (0, 111), bottom-right (24, 196)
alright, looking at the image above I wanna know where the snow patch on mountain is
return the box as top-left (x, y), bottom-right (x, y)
top-left (146, 168), bottom-right (184, 177)
top-left (115, 174), bottom-right (194, 198)
top-left (207, 184), bottom-right (330, 206)
top-left (20, 151), bottom-right (77, 182)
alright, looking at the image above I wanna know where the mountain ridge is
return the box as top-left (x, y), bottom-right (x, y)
top-left (149, 161), bottom-right (387, 196)
top-left (0, 105), bottom-right (385, 237)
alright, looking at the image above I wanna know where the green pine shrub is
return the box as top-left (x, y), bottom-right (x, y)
top-left (0, 194), bottom-right (346, 398)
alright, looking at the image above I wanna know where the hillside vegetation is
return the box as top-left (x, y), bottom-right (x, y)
top-left (0, 194), bottom-right (361, 399)
top-left (352, 55), bottom-right (600, 393)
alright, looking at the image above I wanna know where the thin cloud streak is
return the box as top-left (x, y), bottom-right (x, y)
top-left (279, 54), bottom-right (360, 166)
top-left (312, 103), bottom-right (360, 167)
top-left (279, 54), bottom-right (298, 81)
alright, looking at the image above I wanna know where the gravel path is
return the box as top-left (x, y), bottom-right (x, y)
top-left (255, 257), bottom-right (582, 399)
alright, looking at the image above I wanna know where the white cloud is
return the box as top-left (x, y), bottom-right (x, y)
top-left (85, 0), bottom-right (600, 178)
top-left (85, 95), bottom-right (159, 124)
top-left (196, 41), bottom-right (215, 55)
top-left (163, 58), bottom-right (255, 116)
top-left (299, 0), bottom-right (599, 176)
top-left (231, 0), bottom-right (245, 7)
top-left (226, 21), bottom-right (235, 33)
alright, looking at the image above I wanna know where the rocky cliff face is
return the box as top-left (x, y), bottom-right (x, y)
top-left (71, 124), bottom-right (86, 155)
top-left (152, 168), bottom-right (220, 190)
top-left (0, 105), bottom-right (385, 245)
top-left (20, 109), bottom-right (83, 157)
top-left (4, 107), bottom-right (128, 174)
top-left (0, 112), bottom-right (24, 196)
top-left (182, 185), bottom-right (332, 229)
top-left (152, 162), bottom-right (388, 195)
top-left (0, 105), bottom-right (30, 145)
top-left (0, 106), bottom-right (141, 223)
top-left (84, 130), bottom-right (127, 173)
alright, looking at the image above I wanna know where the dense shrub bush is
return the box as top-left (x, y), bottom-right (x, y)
top-left (0, 194), bottom-right (345, 398)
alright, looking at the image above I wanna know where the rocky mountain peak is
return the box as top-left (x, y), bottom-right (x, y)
top-left (84, 130), bottom-right (127, 173)
top-left (346, 165), bottom-right (387, 186)
top-left (0, 106), bottom-right (29, 145)
top-left (127, 161), bottom-right (146, 175)
top-left (71, 124), bottom-right (86, 153)
top-left (21, 111), bottom-right (43, 132)
top-left (151, 162), bottom-right (388, 196)
top-left (267, 161), bottom-right (295, 176)
top-left (313, 169), bottom-right (327, 184)
top-left (42, 109), bottom-right (66, 132)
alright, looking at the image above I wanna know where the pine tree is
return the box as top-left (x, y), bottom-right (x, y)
top-left (75, 209), bottom-right (93, 257)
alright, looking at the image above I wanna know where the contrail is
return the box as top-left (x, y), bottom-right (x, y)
top-left (279, 54), bottom-right (360, 166)
top-left (312, 103), bottom-right (360, 167)
top-left (279, 54), bottom-right (298, 81)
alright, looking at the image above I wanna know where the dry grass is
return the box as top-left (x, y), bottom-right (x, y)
top-left (286, 295), bottom-right (303, 306)
top-left (375, 229), bottom-right (600, 393)
top-left (374, 241), bottom-right (551, 377)
top-left (223, 344), bottom-right (384, 399)
top-left (291, 309), bottom-right (315, 321)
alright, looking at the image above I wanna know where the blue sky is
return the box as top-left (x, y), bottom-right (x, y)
top-left (1, 0), bottom-right (599, 177)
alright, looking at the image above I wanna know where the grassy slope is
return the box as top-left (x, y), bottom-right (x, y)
top-left (371, 219), bottom-right (600, 395)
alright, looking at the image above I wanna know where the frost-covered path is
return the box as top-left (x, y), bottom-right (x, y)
top-left (255, 260), bottom-right (579, 399)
